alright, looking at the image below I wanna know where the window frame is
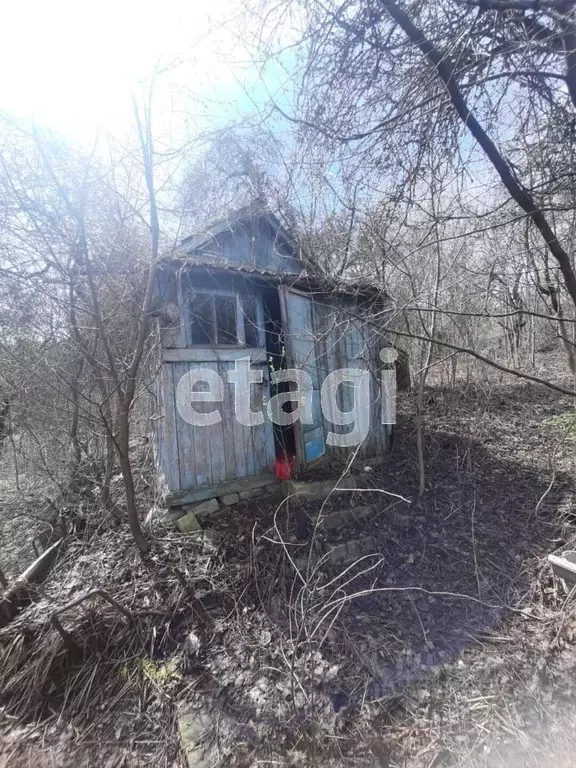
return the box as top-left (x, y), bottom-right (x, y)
top-left (185, 288), bottom-right (265, 349)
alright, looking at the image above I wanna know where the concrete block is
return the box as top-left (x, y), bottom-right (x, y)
top-left (549, 551), bottom-right (576, 586)
top-left (316, 503), bottom-right (377, 531)
top-left (187, 498), bottom-right (220, 517)
top-left (289, 477), bottom-right (356, 500)
top-left (177, 511), bottom-right (202, 533)
top-left (239, 488), bottom-right (263, 500)
top-left (326, 538), bottom-right (378, 566)
top-left (220, 492), bottom-right (240, 506)
top-left (144, 506), bottom-right (185, 530)
top-left (168, 507), bottom-right (187, 522)
top-left (178, 705), bottom-right (214, 768)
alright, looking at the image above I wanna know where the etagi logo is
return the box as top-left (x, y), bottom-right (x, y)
top-left (176, 349), bottom-right (397, 449)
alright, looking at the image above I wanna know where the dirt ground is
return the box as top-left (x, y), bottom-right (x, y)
top-left (2, 368), bottom-right (576, 767)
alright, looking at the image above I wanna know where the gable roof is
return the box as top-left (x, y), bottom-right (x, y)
top-left (172, 202), bottom-right (389, 302)
top-left (181, 202), bottom-right (297, 256)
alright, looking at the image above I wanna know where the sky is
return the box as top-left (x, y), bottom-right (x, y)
top-left (0, 0), bottom-right (270, 144)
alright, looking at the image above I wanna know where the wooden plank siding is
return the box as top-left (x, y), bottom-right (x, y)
top-left (153, 255), bottom-right (391, 498)
top-left (280, 288), bottom-right (327, 466)
top-left (310, 296), bottom-right (391, 463)
top-left (157, 363), bottom-right (181, 491)
top-left (191, 217), bottom-right (302, 274)
top-left (157, 354), bottom-right (275, 494)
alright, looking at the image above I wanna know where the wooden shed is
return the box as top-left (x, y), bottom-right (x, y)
top-left (152, 204), bottom-right (392, 508)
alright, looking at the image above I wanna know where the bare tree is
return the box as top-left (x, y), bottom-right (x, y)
top-left (0, 105), bottom-right (172, 555)
top-left (247, 0), bottom-right (576, 384)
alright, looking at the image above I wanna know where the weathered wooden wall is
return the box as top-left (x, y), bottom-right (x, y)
top-left (155, 351), bottom-right (275, 497)
top-left (153, 262), bottom-right (391, 499)
top-left (193, 218), bottom-right (302, 274)
top-left (313, 295), bottom-right (391, 461)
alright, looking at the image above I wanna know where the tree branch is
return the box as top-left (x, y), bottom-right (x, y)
top-left (387, 327), bottom-right (576, 396)
top-left (379, 0), bottom-right (576, 311)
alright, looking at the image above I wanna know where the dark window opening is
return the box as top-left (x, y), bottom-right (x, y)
top-left (242, 295), bottom-right (260, 348)
top-left (217, 295), bottom-right (237, 345)
top-left (262, 287), bottom-right (297, 460)
top-left (190, 294), bottom-right (214, 345)
top-left (190, 293), bottom-right (238, 346)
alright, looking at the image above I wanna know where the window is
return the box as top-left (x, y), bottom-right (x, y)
top-left (217, 296), bottom-right (238, 345)
top-left (188, 291), bottom-right (263, 347)
top-left (190, 293), bottom-right (239, 346)
top-left (242, 295), bottom-right (261, 348)
top-left (190, 294), bottom-right (215, 345)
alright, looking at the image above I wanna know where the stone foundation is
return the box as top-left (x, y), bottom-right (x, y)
top-left (170, 481), bottom-right (282, 530)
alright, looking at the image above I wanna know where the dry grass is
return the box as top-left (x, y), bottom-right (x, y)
top-left (2, 375), bottom-right (576, 766)
top-left (0, 528), bottom-right (218, 766)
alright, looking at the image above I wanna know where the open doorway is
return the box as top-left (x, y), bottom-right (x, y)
top-left (261, 286), bottom-right (297, 461)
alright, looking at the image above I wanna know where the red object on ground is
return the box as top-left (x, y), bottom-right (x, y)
top-left (274, 455), bottom-right (295, 481)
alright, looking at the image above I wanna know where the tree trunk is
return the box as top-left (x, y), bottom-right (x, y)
top-left (395, 347), bottom-right (412, 391)
top-left (380, 0), bottom-right (576, 314)
top-left (117, 403), bottom-right (149, 556)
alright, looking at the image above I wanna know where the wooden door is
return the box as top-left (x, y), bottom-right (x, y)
top-left (279, 287), bottom-right (326, 466)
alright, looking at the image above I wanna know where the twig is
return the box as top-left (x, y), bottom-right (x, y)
top-left (51, 588), bottom-right (134, 650)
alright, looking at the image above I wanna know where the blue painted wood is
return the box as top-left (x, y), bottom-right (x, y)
top-left (307, 297), bottom-right (390, 462)
top-left (204, 361), bottom-right (227, 485)
top-left (162, 342), bottom-right (274, 493)
top-left (282, 288), bottom-right (326, 466)
top-left (173, 361), bottom-right (212, 488)
top-left (305, 437), bottom-right (326, 463)
top-left (177, 273), bottom-right (189, 347)
top-left (157, 252), bottom-right (391, 493)
top-left (303, 391), bottom-right (322, 434)
top-left (225, 358), bottom-right (249, 480)
top-left (350, 320), bottom-right (370, 453)
top-left (315, 297), bottom-right (391, 460)
top-left (190, 216), bottom-right (301, 274)
top-left (251, 385), bottom-right (268, 475)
